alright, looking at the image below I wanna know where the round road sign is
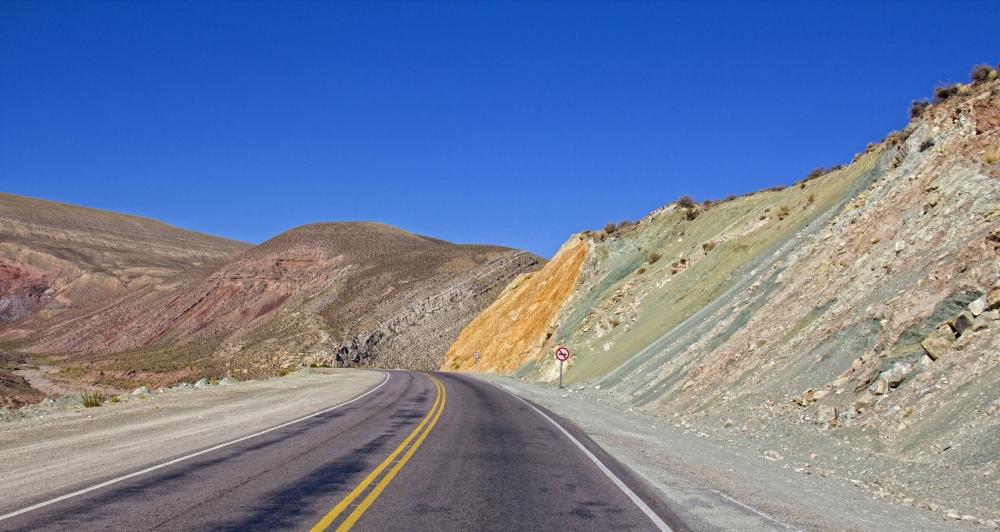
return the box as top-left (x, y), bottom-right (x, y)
top-left (555, 346), bottom-right (570, 361)
top-left (473, 351), bottom-right (480, 359)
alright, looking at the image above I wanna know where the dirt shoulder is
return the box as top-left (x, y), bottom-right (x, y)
top-left (474, 373), bottom-right (985, 531)
top-left (0, 369), bottom-right (384, 512)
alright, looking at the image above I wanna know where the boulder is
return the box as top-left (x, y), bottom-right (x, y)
top-left (973, 314), bottom-right (992, 331)
top-left (815, 405), bottom-right (837, 425)
top-left (53, 394), bottom-right (83, 407)
top-left (988, 289), bottom-right (1000, 310)
top-left (921, 329), bottom-right (955, 360)
top-left (172, 383), bottom-right (195, 391)
top-left (984, 310), bottom-right (1000, 320)
top-left (132, 386), bottom-right (151, 396)
top-left (218, 376), bottom-right (239, 386)
top-left (40, 398), bottom-right (55, 406)
top-left (871, 378), bottom-right (889, 395)
top-left (969, 296), bottom-right (988, 316)
top-left (883, 361), bottom-right (913, 387)
top-left (855, 394), bottom-right (877, 410)
top-left (951, 312), bottom-right (974, 335)
top-left (194, 378), bottom-right (212, 388)
top-left (297, 367), bottom-right (318, 376)
top-left (793, 389), bottom-right (815, 406)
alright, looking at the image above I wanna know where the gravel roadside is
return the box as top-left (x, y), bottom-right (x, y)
top-left (474, 373), bottom-right (973, 532)
top-left (0, 369), bottom-right (384, 513)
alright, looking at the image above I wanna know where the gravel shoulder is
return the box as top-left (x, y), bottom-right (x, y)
top-left (474, 373), bottom-right (976, 532)
top-left (0, 369), bottom-right (384, 513)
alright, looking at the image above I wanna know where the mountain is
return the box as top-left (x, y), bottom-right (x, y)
top-left (444, 66), bottom-right (1000, 515)
top-left (0, 196), bottom-right (543, 401)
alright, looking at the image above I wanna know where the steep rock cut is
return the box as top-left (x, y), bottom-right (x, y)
top-left (447, 74), bottom-right (1000, 518)
top-left (442, 237), bottom-right (588, 373)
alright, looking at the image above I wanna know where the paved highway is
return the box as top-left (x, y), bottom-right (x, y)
top-left (0, 371), bottom-right (684, 531)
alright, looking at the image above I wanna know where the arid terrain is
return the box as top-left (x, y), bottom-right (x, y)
top-left (0, 196), bottom-right (542, 404)
top-left (445, 66), bottom-right (1000, 525)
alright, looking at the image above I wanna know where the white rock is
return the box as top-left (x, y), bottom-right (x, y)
top-left (969, 296), bottom-right (988, 316)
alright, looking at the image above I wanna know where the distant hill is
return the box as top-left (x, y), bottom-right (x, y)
top-left (0, 196), bottom-right (542, 401)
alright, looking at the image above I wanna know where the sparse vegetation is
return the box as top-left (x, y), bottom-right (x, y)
top-left (909, 99), bottom-right (930, 119)
top-left (702, 241), bottom-right (716, 252)
top-left (636, 267), bottom-right (646, 275)
top-left (777, 205), bottom-right (790, 220)
top-left (278, 369), bottom-right (291, 377)
top-left (987, 153), bottom-right (999, 165)
top-left (82, 390), bottom-right (106, 408)
top-left (933, 83), bottom-right (960, 104)
top-left (808, 193), bottom-right (815, 204)
top-left (648, 252), bottom-right (661, 264)
top-left (677, 195), bottom-right (696, 209)
top-left (725, 194), bottom-right (737, 202)
top-left (970, 64), bottom-right (995, 84)
top-left (685, 208), bottom-right (699, 221)
top-left (604, 222), bottom-right (616, 234)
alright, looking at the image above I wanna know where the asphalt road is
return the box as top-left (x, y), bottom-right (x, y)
top-left (0, 371), bottom-right (684, 531)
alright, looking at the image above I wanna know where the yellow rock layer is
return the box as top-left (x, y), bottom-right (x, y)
top-left (441, 236), bottom-right (588, 373)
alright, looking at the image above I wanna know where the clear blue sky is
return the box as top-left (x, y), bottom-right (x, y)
top-left (1, 1), bottom-right (997, 258)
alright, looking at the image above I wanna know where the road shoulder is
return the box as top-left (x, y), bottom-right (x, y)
top-left (0, 369), bottom-right (384, 512)
top-left (474, 373), bottom-right (961, 532)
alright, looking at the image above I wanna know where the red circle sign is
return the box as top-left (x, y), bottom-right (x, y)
top-left (473, 352), bottom-right (480, 359)
top-left (555, 346), bottom-right (570, 361)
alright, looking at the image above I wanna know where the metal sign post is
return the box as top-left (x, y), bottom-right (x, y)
top-left (555, 347), bottom-right (570, 389)
top-left (473, 351), bottom-right (480, 373)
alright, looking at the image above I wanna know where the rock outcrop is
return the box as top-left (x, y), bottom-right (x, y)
top-left (447, 69), bottom-right (1000, 519)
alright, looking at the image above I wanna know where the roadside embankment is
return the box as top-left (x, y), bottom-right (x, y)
top-left (477, 373), bottom-right (988, 531)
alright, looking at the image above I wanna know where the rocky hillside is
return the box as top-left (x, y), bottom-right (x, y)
top-left (445, 65), bottom-right (1000, 519)
top-left (0, 198), bottom-right (542, 398)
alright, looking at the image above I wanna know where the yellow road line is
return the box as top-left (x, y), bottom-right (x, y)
top-left (335, 374), bottom-right (446, 531)
top-left (310, 374), bottom-right (445, 532)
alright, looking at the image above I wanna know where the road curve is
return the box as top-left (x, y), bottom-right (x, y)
top-left (0, 371), bottom-right (685, 531)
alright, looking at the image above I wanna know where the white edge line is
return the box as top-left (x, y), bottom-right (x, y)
top-left (0, 371), bottom-right (391, 522)
top-left (707, 489), bottom-right (798, 531)
top-left (487, 382), bottom-right (673, 532)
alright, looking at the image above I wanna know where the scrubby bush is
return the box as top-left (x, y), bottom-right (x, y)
top-left (604, 222), bottom-right (616, 234)
top-left (971, 64), bottom-right (995, 84)
top-left (677, 195), bottom-right (696, 209)
top-left (909, 99), bottom-right (930, 119)
top-left (726, 194), bottom-right (737, 202)
top-left (933, 84), bottom-right (960, 104)
top-left (648, 252), bottom-right (661, 264)
top-left (685, 207), bottom-right (699, 221)
top-left (702, 199), bottom-right (712, 208)
top-left (987, 153), bottom-right (999, 165)
top-left (777, 205), bottom-right (790, 220)
top-left (807, 167), bottom-right (825, 180)
top-left (808, 193), bottom-right (815, 204)
top-left (702, 241), bottom-right (716, 252)
top-left (82, 391), bottom-right (106, 408)
top-left (278, 369), bottom-right (291, 377)
top-left (636, 267), bottom-right (646, 275)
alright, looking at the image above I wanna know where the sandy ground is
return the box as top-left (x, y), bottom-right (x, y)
top-left (0, 369), bottom-right (384, 512)
top-left (474, 374), bottom-right (989, 531)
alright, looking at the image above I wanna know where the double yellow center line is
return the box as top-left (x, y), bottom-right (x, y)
top-left (310, 373), bottom-right (446, 532)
